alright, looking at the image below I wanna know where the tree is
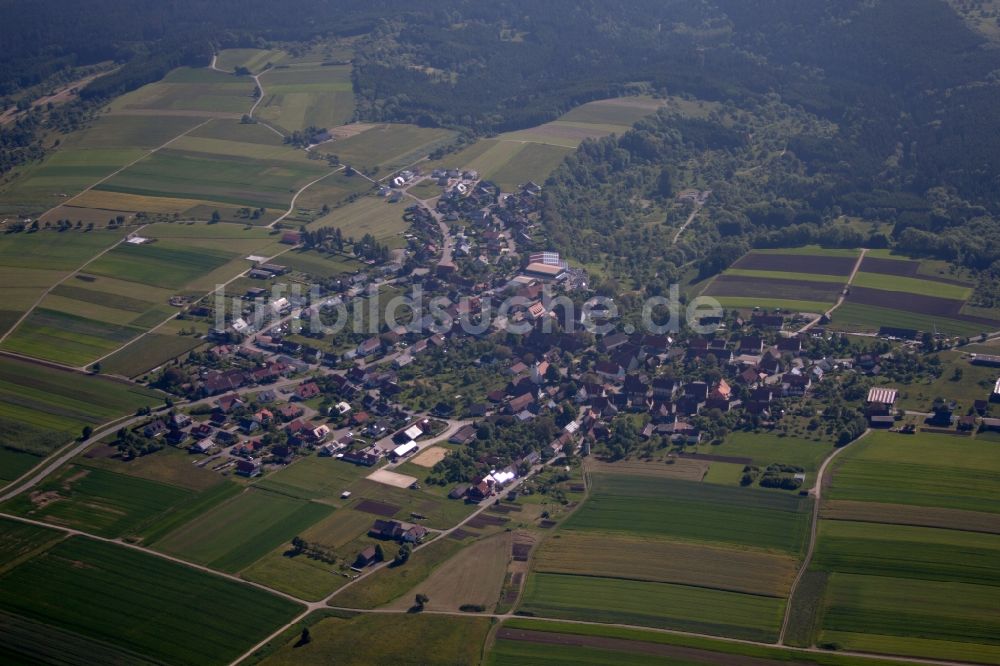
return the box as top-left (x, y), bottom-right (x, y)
top-left (374, 543), bottom-right (385, 561)
top-left (394, 543), bottom-right (411, 565)
top-left (414, 593), bottom-right (429, 611)
top-left (210, 210), bottom-right (221, 224)
top-left (81, 425), bottom-right (93, 440)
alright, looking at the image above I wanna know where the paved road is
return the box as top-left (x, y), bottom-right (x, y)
top-left (778, 429), bottom-right (869, 644)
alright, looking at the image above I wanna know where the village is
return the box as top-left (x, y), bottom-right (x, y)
top-left (116, 168), bottom-right (1000, 570)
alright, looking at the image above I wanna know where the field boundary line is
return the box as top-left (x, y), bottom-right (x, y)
top-left (798, 248), bottom-right (867, 334)
top-left (267, 166), bottom-right (345, 229)
top-left (778, 428), bottom-right (869, 645)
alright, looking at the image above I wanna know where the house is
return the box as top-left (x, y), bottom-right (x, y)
top-left (449, 424), bottom-right (477, 445)
top-left (190, 438), bottom-right (213, 454)
top-left (281, 231), bottom-right (302, 245)
top-left (739, 336), bottom-right (764, 354)
top-left (278, 404), bottom-right (304, 421)
top-left (369, 519), bottom-right (404, 540)
top-left (342, 449), bottom-right (381, 466)
top-left (993, 378), bottom-right (1000, 403)
top-left (215, 393), bottom-right (245, 413)
top-left (594, 361), bottom-right (625, 382)
top-left (357, 337), bottom-right (382, 358)
top-left (171, 413), bottom-right (192, 429)
top-left (506, 392), bottom-right (536, 415)
top-left (354, 545), bottom-right (378, 568)
top-left (776, 336), bottom-right (803, 354)
top-left (981, 417), bottom-right (1000, 432)
top-left (467, 477), bottom-right (496, 502)
top-left (293, 382), bottom-right (321, 401)
top-left (142, 420), bottom-right (168, 439)
top-left (236, 458), bottom-right (262, 477)
top-left (651, 377), bottom-right (679, 399)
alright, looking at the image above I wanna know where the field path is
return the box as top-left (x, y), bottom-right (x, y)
top-left (267, 166), bottom-right (344, 229)
top-left (797, 248), bottom-right (867, 334)
top-left (777, 429), bottom-right (869, 645)
top-left (672, 201), bottom-right (703, 244)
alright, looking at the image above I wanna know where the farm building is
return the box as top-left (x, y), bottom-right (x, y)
top-left (236, 459), bottom-right (262, 477)
top-left (524, 262), bottom-right (565, 280)
top-left (391, 441), bottom-right (418, 459)
top-left (970, 354), bottom-right (1000, 368)
top-left (866, 387), bottom-right (899, 417)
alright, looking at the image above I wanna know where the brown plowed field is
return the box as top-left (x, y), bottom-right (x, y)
top-left (847, 286), bottom-right (963, 316)
top-left (860, 257), bottom-right (971, 286)
top-left (732, 253), bottom-right (855, 276)
top-left (353, 499), bottom-right (400, 517)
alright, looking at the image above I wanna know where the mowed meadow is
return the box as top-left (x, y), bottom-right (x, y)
top-left (785, 430), bottom-right (1000, 664)
top-left (519, 467), bottom-right (812, 641)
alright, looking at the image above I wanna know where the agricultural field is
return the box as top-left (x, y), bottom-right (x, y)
top-left (307, 195), bottom-right (410, 248)
top-left (107, 66), bottom-right (256, 116)
top-left (426, 139), bottom-right (573, 192)
top-left (499, 96), bottom-right (665, 148)
top-left (701, 247), bottom-right (859, 312)
top-left (326, 123), bottom-right (458, 173)
top-left (519, 572), bottom-right (785, 641)
top-left (152, 488), bottom-right (333, 573)
top-left (215, 48), bottom-right (285, 74)
top-left (2, 463), bottom-right (195, 538)
top-left (490, 619), bottom-right (915, 666)
top-left (0, 229), bottom-right (126, 335)
top-left (256, 65), bottom-right (355, 133)
top-left (92, 146), bottom-right (330, 211)
top-left (0, 518), bottom-right (64, 572)
top-left (328, 536), bottom-right (464, 609)
top-left (278, 249), bottom-right (364, 279)
top-left (260, 612), bottom-right (491, 666)
top-left (0, 355), bottom-right (162, 456)
top-left (786, 427), bottom-right (1000, 663)
top-left (0, 537), bottom-right (301, 665)
top-left (828, 251), bottom-right (1000, 335)
top-left (697, 431), bottom-right (836, 484)
top-left (385, 531), bottom-right (512, 611)
top-left (1, 222), bottom-right (286, 366)
top-left (533, 532), bottom-right (798, 597)
top-left (826, 430), bottom-right (1000, 513)
top-left (252, 453), bottom-right (374, 500)
top-left (562, 474), bottom-right (811, 554)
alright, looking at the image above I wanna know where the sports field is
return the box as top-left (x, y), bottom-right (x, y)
top-left (0, 536), bottom-right (301, 665)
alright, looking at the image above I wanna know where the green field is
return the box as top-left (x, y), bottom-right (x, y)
top-left (100, 332), bottom-right (206, 377)
top-left (563, 474), bottom-right (811, 554)
top-left (94, 148), bottom-right (329, 210)
top-left (2, 464), bottom-right (194, 537)
top-left (87, 242), bottom-right (236, 289)
top-left (0, 356), bottom-right (162, 455)
top-left (491, 619), bottom-right (923, 666)
top-left (426, 139), bottom-right (572, 191)
top-left (827, 430), bottom-right (1000, 512)
top-left (819, 573), bottom-right (1000, 664)
top-left (0, 518), bottom-right (64, 572)
top-left (215, 48), bottom-right (285, 73)
top-left (830, 302), bottom-right (991, 337)
top-left (307, 195), bottom-right (409, 247)
top-left (257, 65), bottom-right (355, 133)
top-left (327, 536), bottom-right (463, 609)
top-left (109, 67), bottom-right (254, 115)
top-left (153, 488), bottom-right (333, 572)
top-left (278, 249), bottom-right (364, 278)
top-left (0, 537), bottom-right (302, 665)
top-left (813, 520), bottom-right (1000, 586)
top-left (253, 454), bottom-right (374, 500)
top-left (712, 297), bottom-right (833, 313)
top-left (329, 124), bottom-right (457, 172)
top-left (702, 432), bottom-right (835, 482)
top-left (851, 272), bottom-right (972, 300)
top-left (260, 612), bottom-right (490, 666)
top-left (0, 448), bottom-right (41, 485)
top-left (519, 572), bottom-right (785, 641)
top-left (1, 307), bottom-right (143, 365)
top-left (724, 268), bottom-right (846, 284)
